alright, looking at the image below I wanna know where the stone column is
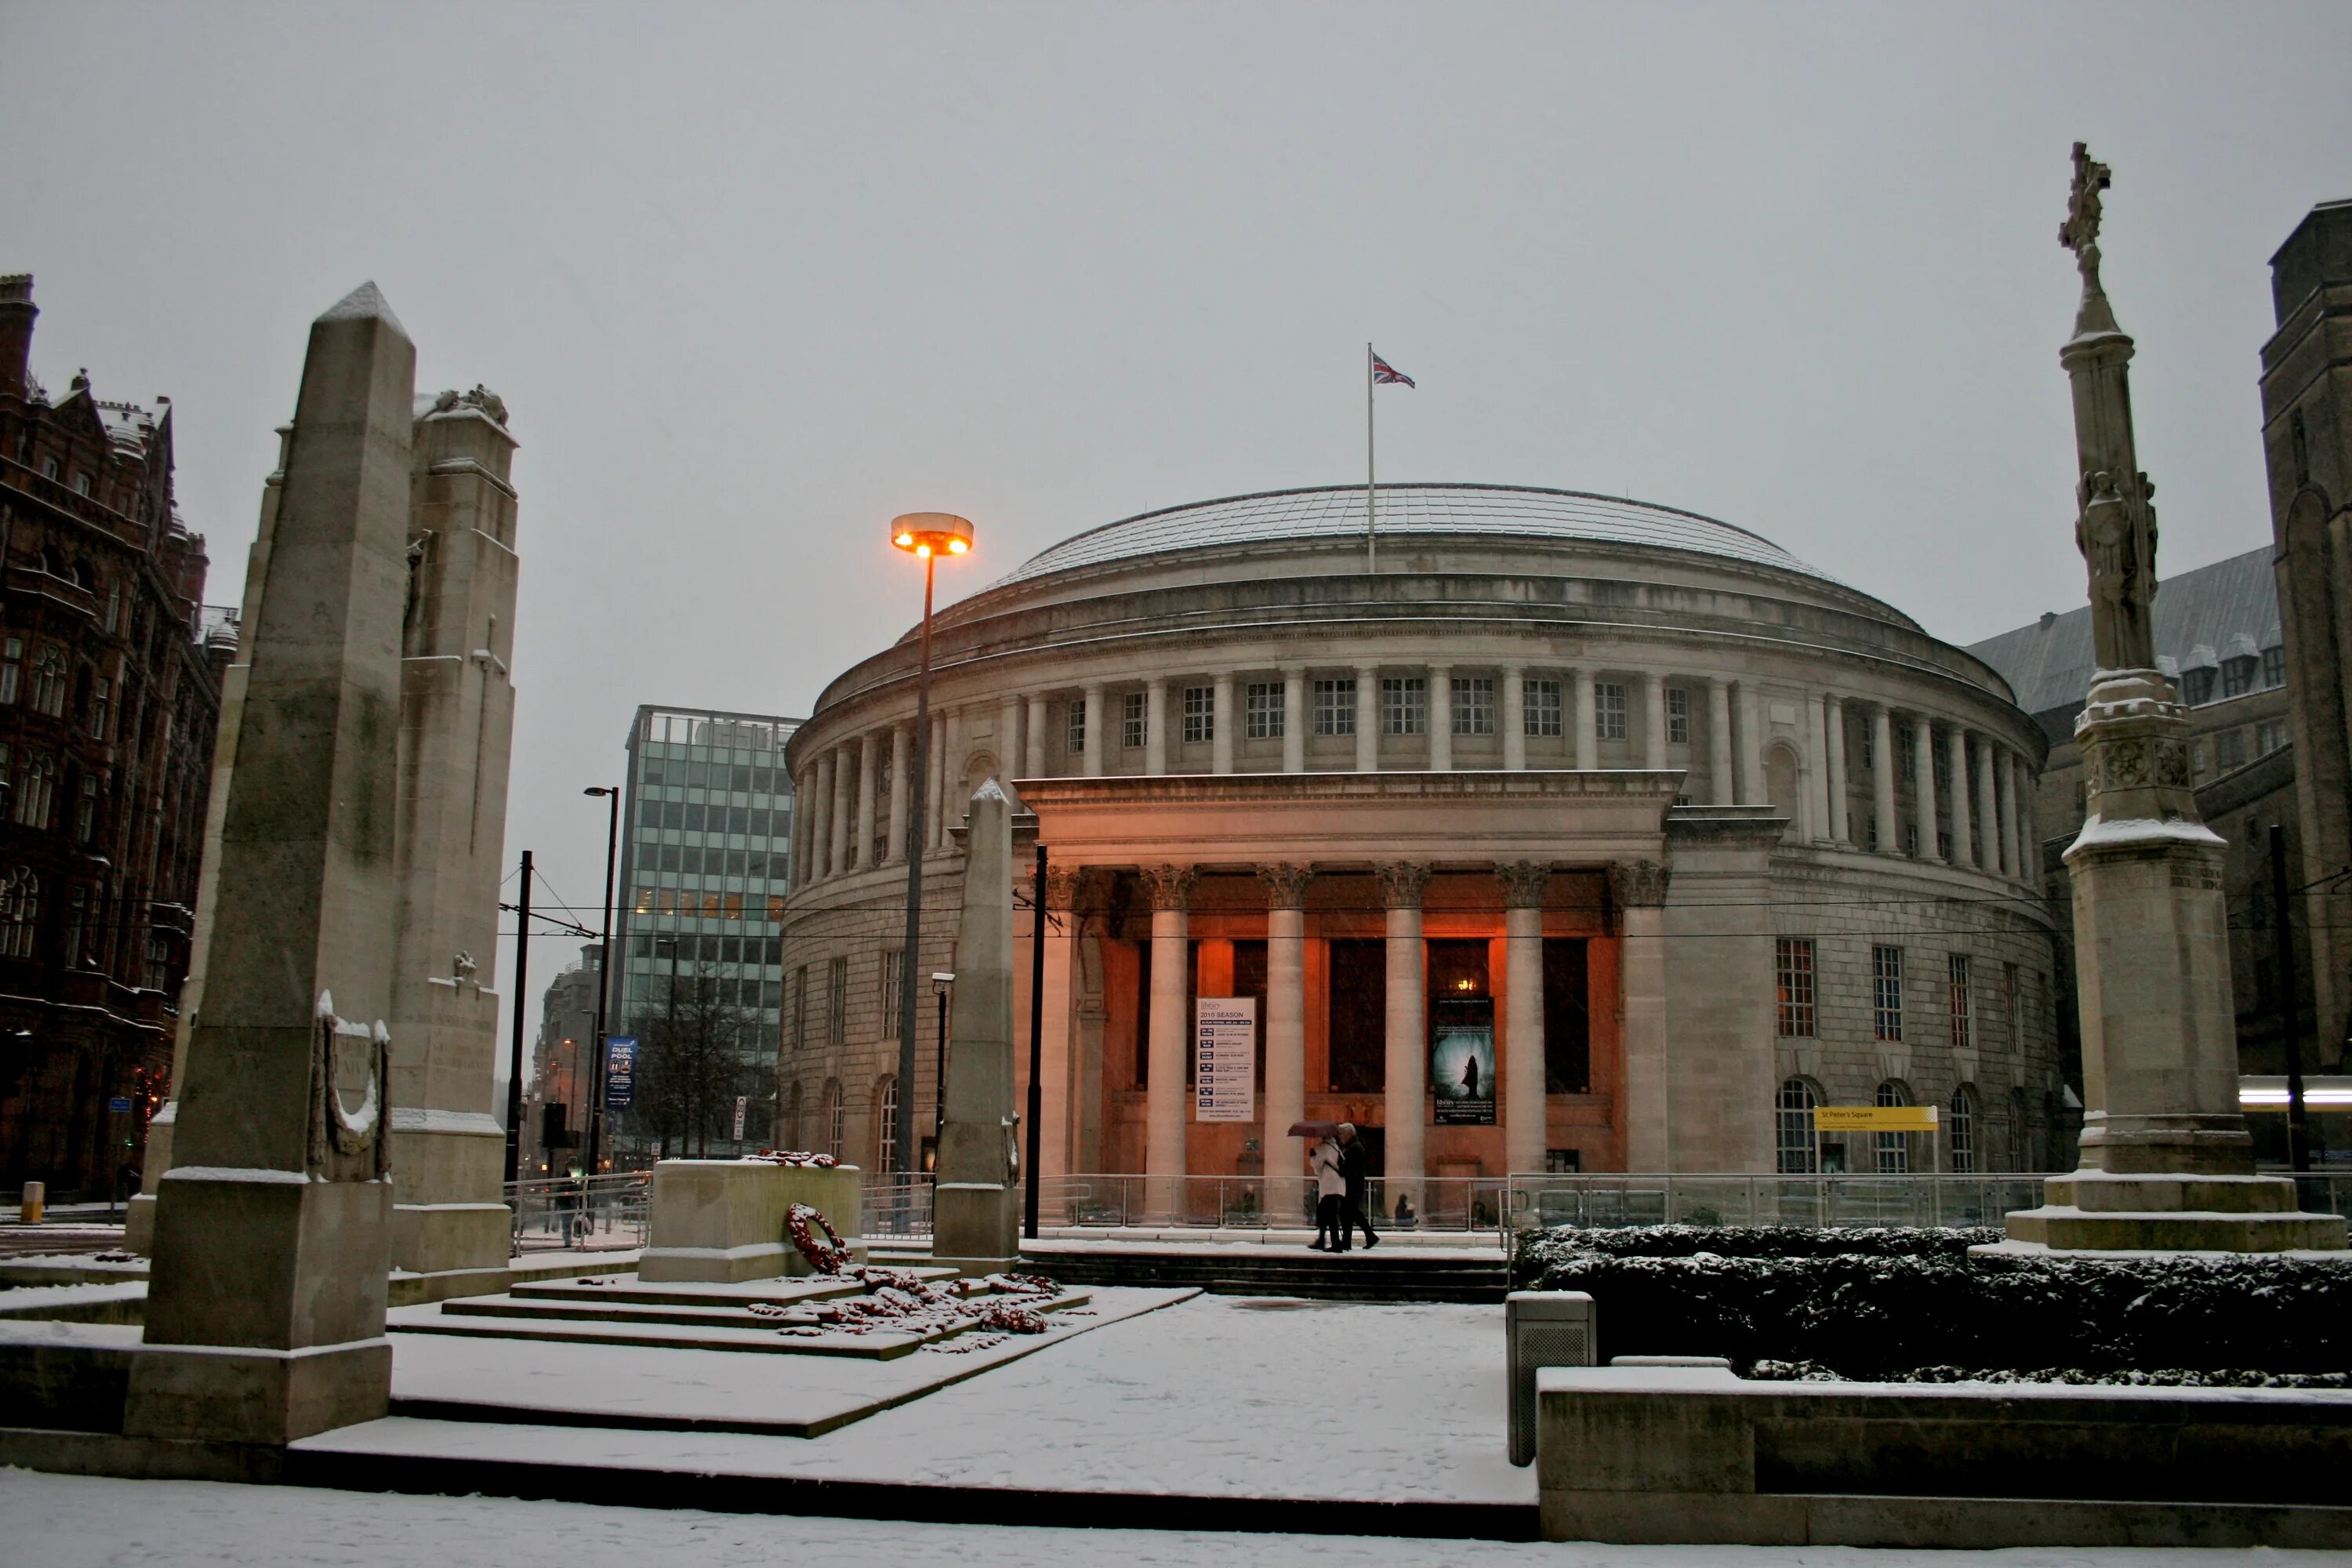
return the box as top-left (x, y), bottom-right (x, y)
top-left (1145, 677), bottom-right (1167, 775)
top-left (1708, 678), bottom-right (1734, 805)
top-left (942, 709), bottom-right (967, 829)
top-left (1080, 684), bottom-right (1103, 778)
top-left (1036, 866), bottom-right (1083, 1184)
top-left (932, 779), bottom-right (1020, 1270)
top-left (1998, 749), bottom-right (2024, 882)
top-left (1613, 859), bottom-right (1672, 1172)
top-left (885, 724), bottom-right (910, 865)
top-left (924, 713), bottom-right (946, 851)
top-left (812, 752), bottom-right (837, 878)
top-left (1142, 863), bottom-right (1196, 1217)
top-left (1975, 736), bottom-right (1999, 875)
top-left (1428, 665), bottom-right (1453, 771)
top-left (1377, 862), bottom-right (1431, 1201)
top-left (1258, 863), bottom-right (1312, 1200)
top-left (385, 380), bottom-right (522, 1303)
top-left (996, 699), bottom-right (1022, 791)
top-left (1501, 666), bottom-right (1526, 770)
top-left (129, 281), bottom-right (410, 1445)
top-left (1280, 667), bottom-right (1305, 774)
top-left (855, 731), bottom-right (880, 869)
top-left (1871, 706), bottom-right (1897, 854)
top-left (1024, 696), bottom-right (1047, 779)
top-left (1211, 673), bottom-right (1235, 775)
top-left (1499, 862), bottom-right (1549, 1177)
top-left (1824, 696), bottom-right (1849, 843)
top-left (829, 742), bottom-right (855, 873)
top-left (1913, 715), bottom-right (1941, 862)
top-left (1573, 670), bottom-right (1597, 771)
top-left (1355, 665), bottom-right (1380, 771)
top-left (1947, 728), bottom-right (1973, 868)
top-left (1736, 683), bottom-right (1765, 804)
top-left (1641, 672), bottom-right (1668, 770)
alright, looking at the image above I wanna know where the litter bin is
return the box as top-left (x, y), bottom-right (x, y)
top-left (1506, 1289), bottom-right (1594, 1466)
top-left (20, 1180), bottom-right (44, 1225)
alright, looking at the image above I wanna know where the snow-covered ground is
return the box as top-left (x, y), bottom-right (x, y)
top-left (1, 1470), bottom-right (2334, 1566)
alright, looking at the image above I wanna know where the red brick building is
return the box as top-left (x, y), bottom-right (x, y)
top-left (0, 274), bottom-right (228, 1202)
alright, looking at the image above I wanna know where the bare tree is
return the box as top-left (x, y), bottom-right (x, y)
top-left (636, 962), bottom-right (757, 1157)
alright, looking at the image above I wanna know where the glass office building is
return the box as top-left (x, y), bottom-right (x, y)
top-left (611, 705), bottom-right (801, 1151)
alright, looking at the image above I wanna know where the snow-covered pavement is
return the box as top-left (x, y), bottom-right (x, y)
top-left (2, 1470), bottom-right (2334, 1566)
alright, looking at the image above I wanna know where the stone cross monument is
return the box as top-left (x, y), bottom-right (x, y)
top-left (123, 283), bottom-right (415, 1444)
top-left (2004, 151), bottom-right (2343, 1252)
top-left (931, 779), bottom-right (1022, 1272)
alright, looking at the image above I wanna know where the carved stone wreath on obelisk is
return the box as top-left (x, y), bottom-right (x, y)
top-left (2000, 147), bottom-right (2343, 1252)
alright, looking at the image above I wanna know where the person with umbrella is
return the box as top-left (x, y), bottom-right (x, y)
top-left (1305, 1123), bottom-right (1345, 1251)
top-left (1338, 1121), bottom-right (1379, 1250)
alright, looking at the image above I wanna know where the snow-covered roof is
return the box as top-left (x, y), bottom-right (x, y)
top-left (989, 483), bottom-right (1835, 590)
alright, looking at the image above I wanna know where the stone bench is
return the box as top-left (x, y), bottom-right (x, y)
top-left (1537, 1364), bottom-right (2352, 1548)
top-left (640, 1160), bottom-right (863, 1283)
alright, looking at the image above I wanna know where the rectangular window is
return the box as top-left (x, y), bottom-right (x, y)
top-left (1452, 676), bottom-right (1495, 735)
top-left (1065, 700), bottom-right (1086, 756)
top-left (64, 886), bottom-right (86, 967)
top-left (1245, 681), bottom-right (1283, 739)
top-left (1896, 727), bottom-right (1916, 777)
top-left (87, 677), bottom-right (107, 741)
top-left (1381, 677), bottom-right (1426, 735)
top-left (1858, 723), bottom-right (1874, 770)
top-left (1872, 945), bottom-right (1904, 1042)
top-left (826, 956), bottom-right (848, 1047)
top-left (1181, 685), bottom-right (1214, 744)
top-left (2263, 645), bottom-right (2285, 688)
top-left (74, 775), bottom-right (96, 844)
top-left (1904, 822), bottom-right (1921, 858)
top-left (1595, 681), bottom-right (1627, 741)
top-left (2004, 961), bottom-right (2022, 1052)
top-left (1667, 687), bottom-right (1690, 745)
top-left (791, 964), bottom-right (809, 1050)
top-left (1774, 938), bottom-right (1816, 1037)
top-left (1120, 691), bottom-right (1145, 750)
top-left (1948, 953), bottom-right (1972, 1051)
top-left (2223, 659), bottom-right (2256, 699)
top-left (880, 949), bottom-right (904, 1039)
top-left (2183, 667), bottom-right (2216, 706)
top-left (1524, 677), bottom-right (1563, 737)
top-left (1312, 679), bottom-right (1354, 736)
top-left (2257, 720), bottom-right (2288, 757)
top-left (0, 637), bottom-right (19, 706)
top-left (2216, 728), bottom-right (2246, 770)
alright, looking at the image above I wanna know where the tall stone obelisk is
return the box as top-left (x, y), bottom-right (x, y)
top-left (123, 283), bottom-right (413, 1443)
top-left (2004, 150), bottom-right (2343, 1252)
top-left (387, 387), bottom-right (521, 1301)
top-left (931, 779), bottom-right (1022, 1273)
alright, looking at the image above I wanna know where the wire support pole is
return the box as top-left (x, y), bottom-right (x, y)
top-left (1365, 341), bottom-right (1377, 575)
top-left (893, 551), bottom-right (934, 1187)
top-left (503, 848), bottom-right (532, 1185)
top-left (2270, 822), bottom-right (2312, 1172)
top-left (583, 788), bottom-right (620, 1176)
top-left (1024, 840), bottom-right (1047, 1239)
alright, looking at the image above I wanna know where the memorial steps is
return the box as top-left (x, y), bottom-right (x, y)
top-left (1022, 1243), bottom-right (1508, 1303)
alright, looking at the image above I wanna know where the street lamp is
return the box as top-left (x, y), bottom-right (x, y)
top-left (890, 513), bottom-right (972, 1185)
top-left (580, 784), bottom-right (622, 1178)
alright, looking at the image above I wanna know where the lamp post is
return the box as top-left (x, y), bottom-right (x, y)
top-left (931, 971), bottom-right (955, 1149)
top-left (889, 512), bottom-right (972, 1188)
top-left (581, 784), bottom-right (622, 1178)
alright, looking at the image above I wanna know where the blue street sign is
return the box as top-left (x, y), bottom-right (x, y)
top-left (107, 1096), bottom-right (132, 1113)
top-left (605, 1036), bottom-right (637, 1112)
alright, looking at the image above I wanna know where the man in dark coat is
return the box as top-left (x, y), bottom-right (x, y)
top-left (1337, 1122), bottom-right (1379, 1250)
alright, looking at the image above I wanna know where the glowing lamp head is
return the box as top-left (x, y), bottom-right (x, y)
top-left (891, 512), bottom-right (975, 561)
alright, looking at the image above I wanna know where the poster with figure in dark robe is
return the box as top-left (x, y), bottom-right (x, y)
top-left (1431, 997), bottom-right (1495, 1125)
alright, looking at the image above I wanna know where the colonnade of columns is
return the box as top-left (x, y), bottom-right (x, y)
top-left (790, 673), bottom-right (2039, 889)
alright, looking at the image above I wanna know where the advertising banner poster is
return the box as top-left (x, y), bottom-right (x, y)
top-left (605, 1036), bottom-right (638, 1112)
top-left (1195, 996), bottom-right (1256, 1122)
top-left (1430, 998), bottom-right (1495, 1125)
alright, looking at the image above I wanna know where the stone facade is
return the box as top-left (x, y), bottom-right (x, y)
top-left (521, 942), bottom-right (601, 1176)
top-left (0, 274), bottom-right (229, 1202)
top-left (779, 486), bottom-right (2064, 1187)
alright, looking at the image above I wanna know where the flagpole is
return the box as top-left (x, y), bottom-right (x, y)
top-left (1365, 341), bottom-right (1377, 574)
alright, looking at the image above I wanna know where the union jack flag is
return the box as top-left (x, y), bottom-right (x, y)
top-left (1371, 350), bottom-right (1415, 388)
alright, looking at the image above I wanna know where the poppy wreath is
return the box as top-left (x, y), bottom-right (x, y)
top-left (756, 1149), bottom-right (840, 1168)
top-left (787, 1201), bottom-right (850, 1275)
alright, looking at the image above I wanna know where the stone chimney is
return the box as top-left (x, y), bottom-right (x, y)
top-left (0, 274), bottom-right (36, 402)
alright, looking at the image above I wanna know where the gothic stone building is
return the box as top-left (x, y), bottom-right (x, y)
top-left (778, 485), bottom-right (2071, 1207)
top-left (0, 276), bottom-right (227, 1200)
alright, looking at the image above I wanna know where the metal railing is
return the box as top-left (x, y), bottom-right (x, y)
top-left (506, 1173), bottom-right (650, 1254)
top-left (862, 1173), bottom-right (935, 1239)
top-left (2271, 1170), bottom-right (2352, 1221)
top-left (1041, 1174), bottom-right (1508, 1232)
top-left (1501, 1173), bottom-right (2049, 1232)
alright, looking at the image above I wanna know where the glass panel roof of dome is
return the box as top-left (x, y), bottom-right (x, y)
top-left (991, 483), bottom-right (1832, 588)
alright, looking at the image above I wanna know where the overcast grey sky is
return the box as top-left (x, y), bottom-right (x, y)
top-left (5, 2), bottom-right (2346, 1060)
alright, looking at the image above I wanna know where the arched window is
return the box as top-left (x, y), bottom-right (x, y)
top-left (30, 648), bottom-right (65, 717)
top-left (1875, 1080), bottom-right (1911, 1174)
top-left (0, 866), bottom-right (37, 959)
top-left (822, 1077), bottom-right (844, 1159)
top-left (15, 751), bottom-right (55, 829)
top-left (1764, 742), bottom-right (1803, 829)
top-left (1947, 1084), bottom-right (1976, 1174)
top-left (1775, 1078), bottom-right (1820, 1173)
top-left (876, 1076), bottom-right (900, 1173)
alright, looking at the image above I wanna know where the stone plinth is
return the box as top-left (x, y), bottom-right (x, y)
top-left (932, 781), bottom-right (1022, 1274)
top-left (640, 1160), bottom-right (862, 1283)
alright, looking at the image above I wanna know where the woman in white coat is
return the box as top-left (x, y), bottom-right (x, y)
top-left (1309, 1131), bottom-right (1347, 1252)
